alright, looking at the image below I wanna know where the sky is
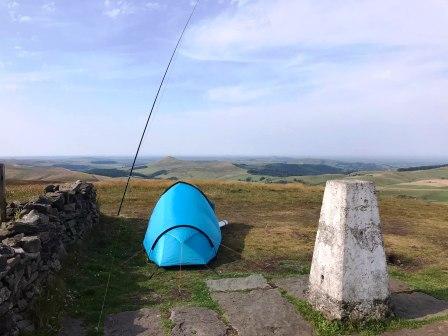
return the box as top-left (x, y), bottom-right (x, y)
top-left (0, 0), bottom-right (447, 158)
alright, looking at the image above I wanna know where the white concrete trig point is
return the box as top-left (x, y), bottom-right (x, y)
top-left (308, 180), bottom-right (390, 321)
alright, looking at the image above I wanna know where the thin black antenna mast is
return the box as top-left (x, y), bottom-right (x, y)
top-left (117, 0), bottom-right (200, 216)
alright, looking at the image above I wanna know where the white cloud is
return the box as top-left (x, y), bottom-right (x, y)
top-left (185, 0), bottom-right (448, 60)
top-left (18, 15), bottom-right (31, 22)
top-left (42, 2), bottom-right (56, 13)
top-left (145, 1), bottom-right (161, 10)
top-left (103, 0), bottom-right (135, 19)
top-left (4, 0), bottom-right (21, 22)
top-left (103, 0), bottom-right (160, 19)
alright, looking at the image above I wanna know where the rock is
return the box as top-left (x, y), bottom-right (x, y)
top-left (38, 231), bottom-right (50, 244)
top-left (58, 317), bottom-right (87, 336)
top-left (24, 203), bottom-right (53, 214)
top-left (7, 256), bottom-right (20, 268)
top-left (170, 307), bottom-right (229, 336)
top-left (308, 180), bottom-right (390, 321)
top-left (45, 185), bottom-right (59, 193)
top-left (17, 299), bottom-right (27, 311)
top-left (212, 288), bottom-right (313, 336)
top-left (64, 203), bottom-right (76, 212)
top-left (206, 274), bottom-right (271, 292)
top-left (57, 243), bottom-right (68, 259)
top-left (13, 247), bottom-right (25, 256)
top-left (16, 319), bottom-right (34, 333)
top-left (68, 180), bottom-right (83, 194)
top-left (390, 292), bottom-right (448, 319)
top-left (22, 210), bottom-right (49, 225)
top-left (273, 275), bottom-right (309, 300)
top-left (66, 220), bottom-right (77, 235)
top-left (50, 259), bottom-right (61, 271)
top-left (25, 252), bottom-right (40, 260)
top-left (46, 192), bottom-right (65, 211)
top-left (0, 301), bottom-right (12, 316)
top-left (0, 312), bottom-right (16, 335)
top-left (2, 234), bottom-right (25, 247)
top-left (104, 308), bottom-right (164, 336)
top-left (0, 255), bottom-right (6, 270)
top-left (12, 210), bottom-right (50, 235)
top-left (0, 243), bottom-right (15, 257)
top-left (0, 287), bottom-right (11, 304)
top-left (19, 236), bottom-right (41, 253)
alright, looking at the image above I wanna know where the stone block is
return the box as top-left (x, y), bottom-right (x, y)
top-left (45, 193), bottom-right (65, 211)
top-left (212, 288), bottom-right (312, 336)
top-left (308, 180), bottom-right (390, 321)
top-left (104, 308), bottom-right (164, 336)
top-left (19, 236), bottom-right (41, 253)
top-left (44, 185), bottom-right (59, 193)
top-left (24, 203), bottom-right (52, 214)
top-left (0, 287), bottom-right (11, 305)
top-left (63, 204), bottom-right (76, 212)
top-left (170, 307), bottom-right (229, 336)
top-left (2, 234), bottom-right (25, 248)
top-left (391, 292), bottom-right (448, 319)
top-left (273, 275), bottom-right (309, 300)
top-left (206, 274), bottom-right (270, 292)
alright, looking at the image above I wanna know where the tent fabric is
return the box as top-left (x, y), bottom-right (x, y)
top-left (143, 181), bottom-right (222, 267)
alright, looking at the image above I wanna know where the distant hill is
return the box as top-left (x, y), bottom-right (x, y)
top-left (5, 164), bottom-right (108, 183)
top-left (133, 156), bottom-right (247, 180)
top-left (397, 164), bottom-right (448, 172)
top-left (90, 160), bottom-right (118, 164)
top-left (236, 163), bottom-right (344, 177)
top-left (84, 168), bottom-right (147, 178)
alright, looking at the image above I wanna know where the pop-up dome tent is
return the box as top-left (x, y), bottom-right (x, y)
top-left (143, 182), bottom-right (222, 267)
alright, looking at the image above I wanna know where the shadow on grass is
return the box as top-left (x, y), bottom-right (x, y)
top-left (212, 222), bottom-right (252, 267)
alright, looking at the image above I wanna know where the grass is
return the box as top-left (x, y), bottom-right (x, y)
top-left (4, 179), bottom-right (448, 335)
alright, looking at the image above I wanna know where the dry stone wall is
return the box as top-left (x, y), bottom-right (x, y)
top-left (0, 181), bottom-right (99, 336)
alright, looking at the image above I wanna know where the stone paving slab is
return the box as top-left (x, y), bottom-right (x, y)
top-left (104, 308), bottom-right (164, 336)
top-left (390, 292), bottom-right (448, 319)
top-left (212, 288), bottom-right (312, 336)
top-left (272, 275), bottom-right (309, 300)
top-left (206, 274), bottom-right (271, 292)
top-left (382, 320), bottom-right (448, 335)
top-left (170, 307), bottom-right (230, 336)
top-left (58, 317), bottom-right (86, 336)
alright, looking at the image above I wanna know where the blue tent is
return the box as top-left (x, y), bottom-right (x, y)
top-left (143, 182), bottom-right (222, 267)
